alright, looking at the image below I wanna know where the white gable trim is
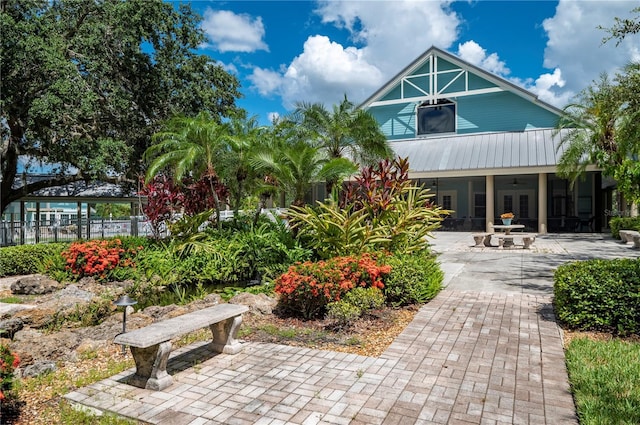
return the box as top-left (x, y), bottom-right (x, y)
top-left (360, 46), bottom-right (563, 117)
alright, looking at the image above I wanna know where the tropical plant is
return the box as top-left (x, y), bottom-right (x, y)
top-left (222, 115), bottom-right (267, 215)
top-left (274, 254), bottom-right (390, 319)
top-left (556, 74), bottom-right (624, 185)
top-left (288, 157), bottom-right (446, 258)
top-left (0, 0), bottom-right (240, 214)
top-left (61, 239), bottom-right (142, 281)
top-left (556, 65), bottom-right (640, 205)
top-left (0, 343), bottom-right (20, 402)
top-left (138, 175), bottom-right (183, 238)
top-left (287, 200), bottom-right (376, 259)
top-left (251, 135), bottom-right (356, 207)
top-left (291, 95), bottom-right (392, 193)
top-left (144, 112), bottom-right (231, 229)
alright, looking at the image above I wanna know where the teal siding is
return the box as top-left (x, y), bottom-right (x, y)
top-left (371, 91), bottom-right (559, 140)
top-left (468, 73), bottom-right (497, 90)
top-left (457, 92), bottom-right (559, 133)
top-left (380, 85), bottom-right (402, 102)
top-left (435, 58), bottom-right (458, 72)
top-left (372, 104), bottom-right (416, 140)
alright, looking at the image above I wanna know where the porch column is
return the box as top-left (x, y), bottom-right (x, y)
top-left (467, 181), bottom-right (473, 218)
top-left (76, 202), bottom-right (82, 239)
top-left (486, 175), bottom-right (495, 232)
top-left (20, 201), bottom-right (25, 245)
top-left (538, 173), bottom-right (547, 234)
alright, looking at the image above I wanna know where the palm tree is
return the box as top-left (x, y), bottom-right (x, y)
top-left (556, 74), bottom-right (625, 185)
top-left (144, 112), bottom-right (230, 230)
top-left (292, 94), bottom-right (392, 193)
top-left (251, 122), bottom-right (357, 207)
top-left (222, 114), bottom-right (267, 214)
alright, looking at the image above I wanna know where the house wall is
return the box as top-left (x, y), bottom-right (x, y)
top-left (369, 91), bottom-right (559, 141)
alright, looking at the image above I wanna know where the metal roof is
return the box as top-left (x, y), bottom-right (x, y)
top-left (392, 128), bottom-right (571, 176)
top-left (14, 175), bottom-right (138, 201)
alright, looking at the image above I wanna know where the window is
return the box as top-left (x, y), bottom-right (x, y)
top-left (474, 193), bottom-right (486, 217)
top-left (503, 195), bottom-right (513, 213)
top-left (519, 195), bottom-right (529, 218)
top-left (442, 195), bottom-right (452, 210)
top-left (417, 99), bottom-right (456, 135)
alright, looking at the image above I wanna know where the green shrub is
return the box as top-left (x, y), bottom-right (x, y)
top-left (554, 258), bottom-right (640, 335)
top-left (274, 254), bottom-right (390, 319)
top-left (609, 216), bottom-right (640, 239)
top-left (0, 243), bottom-right (68, 277)
top-left (343, 286), bottom-right (385, 312)
top-left (383, 252), bottom-right (443, 306)
top-left (326, 301), bottom-right (362, 325)
top-left (327, 287), bottom-right (385, 326)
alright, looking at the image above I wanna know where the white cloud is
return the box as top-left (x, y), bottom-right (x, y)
top-left (540, 0), bottom-right (640, 105)
top-left (314, 0), bottom-right (461, 76)
top-left (249, 35), bottom-right (384, 108)
top-left (526, 68), bottom-right (573, 107)
top-left (247, 1), bottom-right (461, 108)
top-left (248, 67), bottom-right (283, 97)
top-left (201, 9), bottom-right (269, 53)
top-left (457, 41), bottom-right (510, 76)
top-left (217, 61), bottom-right (238, 75)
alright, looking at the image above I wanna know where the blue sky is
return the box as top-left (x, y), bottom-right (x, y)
top-left (190, 1), bottom-right (640, 125)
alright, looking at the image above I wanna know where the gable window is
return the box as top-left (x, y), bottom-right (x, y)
top-left (417, 99), bottom-right (456, 136)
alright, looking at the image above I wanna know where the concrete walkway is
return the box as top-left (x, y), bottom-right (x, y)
top-left (65, 233), bottom-right (640, 424)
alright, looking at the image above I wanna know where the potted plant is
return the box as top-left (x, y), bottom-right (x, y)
top-left (500, 212), bottom-right (515, 225)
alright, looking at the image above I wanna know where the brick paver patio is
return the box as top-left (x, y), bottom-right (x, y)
top-left (66, 292), bottom-right (576, 424)
top-left (66, 233), bottom-right (639, 424)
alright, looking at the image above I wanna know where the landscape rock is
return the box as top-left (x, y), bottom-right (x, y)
top-left (11, 328), bottom-right (83, 364)
top-left (142, 304), bottom-right (181, 320)
top-left (187, 294), bottom-right (222, 310)
top-left (11, 274), bottom-right (60, 295)
top-left (21, 361), bottom-right (57, 378)
top-left (50, 284), bottom-right (96, 306)
top-left (13, 307), bottom-right (57, 328)
top-left (229, 292), bottom-right (277, 315)
top-left (0, 318), bottom-right (24, 338)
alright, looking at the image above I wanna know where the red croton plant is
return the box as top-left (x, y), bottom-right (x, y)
top-left (138, 175), bottom-right (229, 238)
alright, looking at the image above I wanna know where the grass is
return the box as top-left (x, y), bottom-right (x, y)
top-left (0, 296), bottom-right (23, 303)
top-left (241, 323), bottom-right (333, 342)
top-left (565, 337), bottom-right (640, 425)
top-left (13, 347), bottom-right (135, 424)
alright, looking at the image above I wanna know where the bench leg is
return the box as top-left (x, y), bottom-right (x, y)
top-left (128, 341), bottom-right (173, 390)
top-left (210, 315), bottom-right (244, 354)
top-left (633, 236), bottom-right (640, 249)
top-left (523, 237), bottom-right (533, 249)
top-left (473, 235), bottom-right (484, 247)
top-left (483, 235), bottom-right (493, 247)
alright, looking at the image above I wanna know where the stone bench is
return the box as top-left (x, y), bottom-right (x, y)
top-left (619, 229), bottom-right (640, 244)
top-left (472, 232), bottom-right (494, 247)
top-left (114, 303), bottom-right (248, 390)
top-left (494, 233), bottom-right (537, 249)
